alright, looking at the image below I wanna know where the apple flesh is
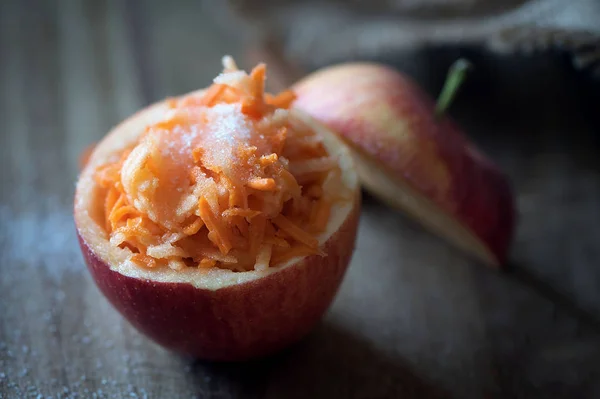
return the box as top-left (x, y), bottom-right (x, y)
top-left (74, 93), bottom-right (361, 361)
top-left (292, 63), bottom-right (515, 267)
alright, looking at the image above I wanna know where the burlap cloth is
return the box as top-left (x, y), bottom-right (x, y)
top-left (223, 0), bottom-right (600, 77)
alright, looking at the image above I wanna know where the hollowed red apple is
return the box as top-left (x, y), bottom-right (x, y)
top-left (293, 62), bottom-right (515, 266)
top-left (74, 65), bottom-right (360, 361)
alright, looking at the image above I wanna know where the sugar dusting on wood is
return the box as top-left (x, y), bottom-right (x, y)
top-left (0, 200), bottom-right (82, 282)
top-left (0, 197), bottom-right (201, 398)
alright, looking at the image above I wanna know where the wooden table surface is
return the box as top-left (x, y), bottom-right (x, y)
top-left (2, 1), bottom-right (600, 398)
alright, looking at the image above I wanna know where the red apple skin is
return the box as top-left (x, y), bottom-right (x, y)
top-left (293, 63), bottom-right (515, 266)
top-left (76, 198), bottom-right (360, 361)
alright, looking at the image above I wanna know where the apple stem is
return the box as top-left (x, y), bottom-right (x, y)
top-left (434, 59), bottom-right (472, 120)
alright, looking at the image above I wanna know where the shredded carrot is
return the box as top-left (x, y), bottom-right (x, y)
top-left (264, 235), bottom-right (291, 248)
top-left (94, 56), bottom-right (343, 271)
top-left (247, 178), bottom-right (276, 191)
top-left (131, 253), bottom-right (158, 268)
top-left (183, 217), bottom-right (204, 236)
top-left (192, 148), bottom-right (204, 163)
top-left (310, 198), bottom-right (331, 233)
top-left (108, 194), bottom-right (127, 230)
top-left (200, 84), bottom-right (227, 107)
top-left (250, 64), bottom-right (266, 99)
top-left (272, 214), bottom-right (319, 249)
top-left (199, 258), bottom-right (216, 269)
top-left (265, 90), bottom-right (296, 109)
top-left (222, 208), bottom-right (261, 219)
top-left (104, 188), bottom-right (120, 232)
top-left (259, 153), bottom-right (278, 167)
top-left (109, 205), bottom-right (140, 230)
top-left (199, 197), bottom-right (232, 254)
top-left (198, 248), bottom-right (238, 264)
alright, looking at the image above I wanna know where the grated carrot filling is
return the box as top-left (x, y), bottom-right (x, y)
top-left (94, 56), bottom-right (346, 271)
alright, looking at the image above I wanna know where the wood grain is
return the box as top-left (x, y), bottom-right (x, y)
top-left (1, 1), bottom-right (600, 398)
